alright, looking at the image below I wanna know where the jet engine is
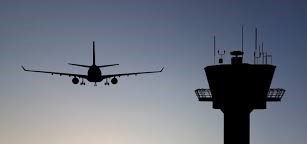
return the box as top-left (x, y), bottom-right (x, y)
top-left (111, 77), bottom-right (118, 84)
top-left (72, 77), bottom-right (79, 84)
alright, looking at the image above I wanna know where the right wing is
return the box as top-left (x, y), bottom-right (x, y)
top-left (21, 66), bottom-right (87, 79)
top-left (102, 67), bottom-right (164, 79)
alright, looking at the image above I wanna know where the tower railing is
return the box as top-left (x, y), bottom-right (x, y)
top-left (195, 89), bottom-right (212, 101)
top-left (195, 88), bottom-right (285, 102)
top-left (266, 88), bottom-right (285, 101)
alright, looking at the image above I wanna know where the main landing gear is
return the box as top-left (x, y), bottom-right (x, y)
top-left (80, 78), bottom-right (85, 85)
top-left (104, 79), bottom-right (110, 85)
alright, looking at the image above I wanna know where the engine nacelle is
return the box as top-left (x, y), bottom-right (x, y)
top-left (72, 77), bottom-right (79, 84)
top-left (111, 77), bottom-right (118, 84)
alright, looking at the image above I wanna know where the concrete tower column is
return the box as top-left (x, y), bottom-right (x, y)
top-left (223, 109), bottom-right (251, 144)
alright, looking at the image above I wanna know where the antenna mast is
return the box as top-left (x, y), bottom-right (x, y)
top-left (254, 28), bottom-right (261, 64)
top-left (214, 36), bottom-right (216, 64)
top-left (241, 25), bottom-right (244, 53)
top-left (254, 28), bottom-right (257, 64)
top-left (262, 42), bottom-right (264, 64)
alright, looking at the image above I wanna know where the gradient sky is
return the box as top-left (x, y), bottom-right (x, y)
top-left (1, 0), bottom-right (306, 144)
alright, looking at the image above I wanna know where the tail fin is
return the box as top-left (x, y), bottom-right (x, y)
top-left (93, 41), bottom-right (96, 65)
top-left (69, 41), bottom-right (96, 67)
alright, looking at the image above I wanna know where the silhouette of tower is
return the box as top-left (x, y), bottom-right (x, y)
top-left (195, 48), bottom-right (285, 144)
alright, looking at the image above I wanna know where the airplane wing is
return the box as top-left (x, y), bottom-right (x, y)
top-left (21, 66), bottom-right (88, 79)
top-left (102, 67), bottom-right (164, 79)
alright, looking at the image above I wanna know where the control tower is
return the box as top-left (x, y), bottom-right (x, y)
top-left (195, 49), bottom-right (285, 144)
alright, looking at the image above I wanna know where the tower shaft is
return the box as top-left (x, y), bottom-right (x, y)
top-left (224, 109), bottom-right (251, 144)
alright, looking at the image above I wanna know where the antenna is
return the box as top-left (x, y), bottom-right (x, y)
top-left (218, 50), bottom-right (225, 64)
top-left (254, 28), bottom-right (258, 64)
top-left (262, 42), bottom-right (264, 64)
top-left (253, 28), bottom-right (262, 64)
top-left (259, 45), bottom-right (261, 55)
top-left (214, 36), bottom-right (216, 64)
top-left (266, 51), bottom-right (268, 64)
top-left (241, 25), bottom-right (244, 53)
top-left (264, 51), bottom-right (273, 64)
top-left (261, 42), bottom-right (273, 64)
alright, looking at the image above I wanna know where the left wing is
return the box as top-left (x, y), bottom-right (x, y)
top-left (102, 67), bottom-right (164, 79)
top-left (21, 66), bottom-right (87, 79)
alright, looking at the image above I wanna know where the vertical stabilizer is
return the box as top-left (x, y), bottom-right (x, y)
top-left (93, 41), bottom-right (96, 65)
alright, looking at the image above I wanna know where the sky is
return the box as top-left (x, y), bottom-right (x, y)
top-left (0, 0), bottom-right (306, 144)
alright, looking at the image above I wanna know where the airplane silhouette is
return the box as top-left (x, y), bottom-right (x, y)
top-left (22, 41), bottom-right (164, 86)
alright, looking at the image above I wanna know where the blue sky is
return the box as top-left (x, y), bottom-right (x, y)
top-left (0, 0), bottom-right (306, 144)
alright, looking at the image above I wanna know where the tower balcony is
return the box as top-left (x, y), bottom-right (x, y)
top-left (195, 88), bottom-right (285, 102)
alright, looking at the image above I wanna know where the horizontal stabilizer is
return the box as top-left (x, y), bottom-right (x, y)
top-left (159, 67), bottom-right (164, 72)
top-left (98, 64), bottom-right (119, 68)
top-left (68, 63), bottom-right (91, 68)
top-left (21, 65), bottom-right (28, 71)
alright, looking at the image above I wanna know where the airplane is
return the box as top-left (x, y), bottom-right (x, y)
top-left (22, 41), bottom-right (164, 86)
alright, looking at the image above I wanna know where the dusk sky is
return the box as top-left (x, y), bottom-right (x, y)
top-left (1, 0), bottom-right (306, 144)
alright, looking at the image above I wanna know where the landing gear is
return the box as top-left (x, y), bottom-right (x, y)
top-left (94, 82), bottom-right (97, 86)
top-left (80, 78), bottom-right (86, 85)
top-left (104, 79), bottom-right (110, 85)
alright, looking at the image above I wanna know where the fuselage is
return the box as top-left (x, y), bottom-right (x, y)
top-left (87, 65), bottom-right (103, 82)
